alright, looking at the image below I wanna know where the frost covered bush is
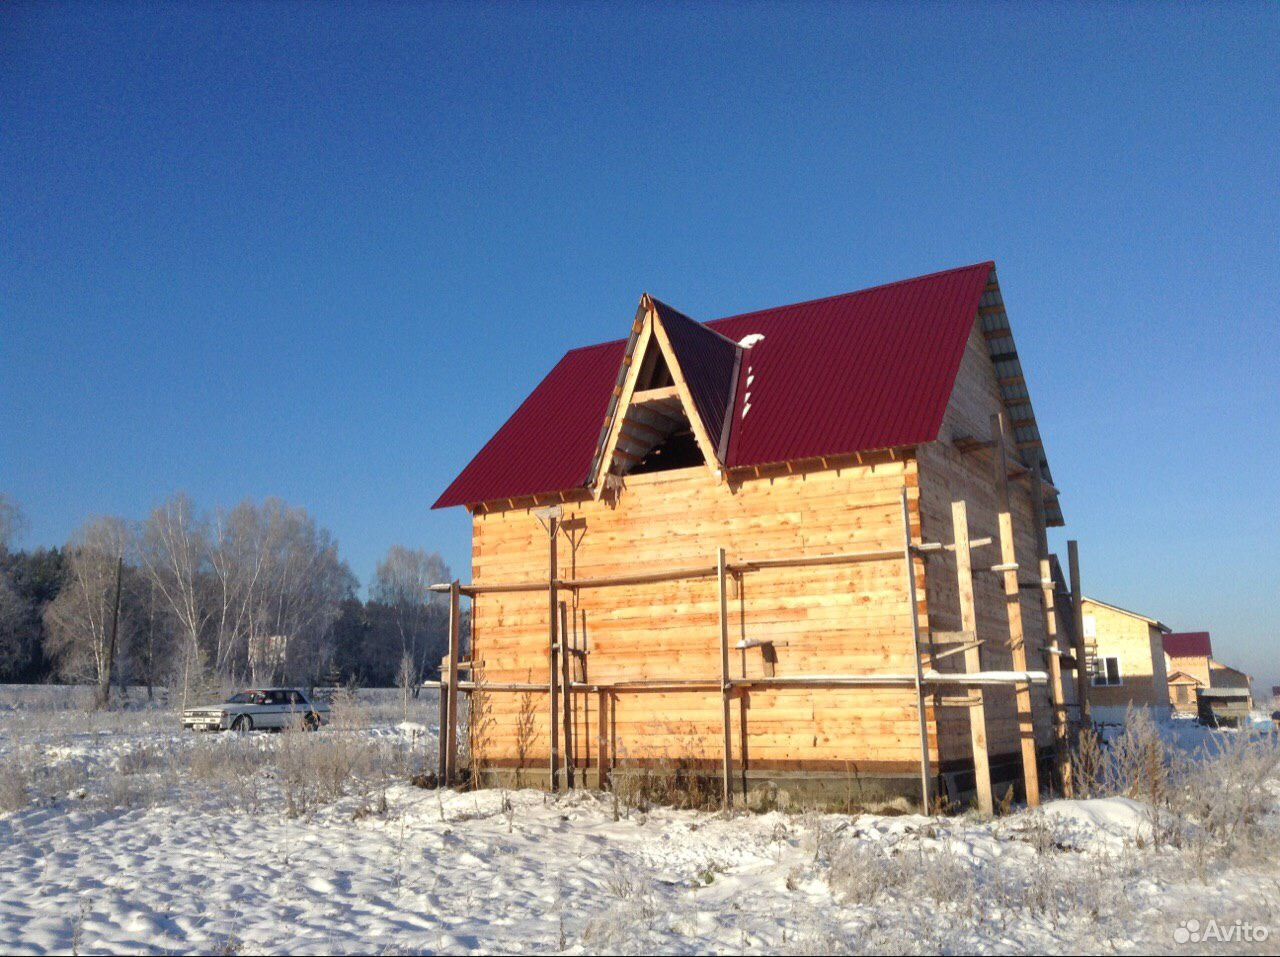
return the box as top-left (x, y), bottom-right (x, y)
top-left (827, 840), bottom-right (975, 909)
top-left (827, 841), bottom-right (909, 903)
top-left (1177, 729), bottom-right (1280, 866)
top-left (1071, 709), bottom-right (1280, 861)
top-left (0, 749), bottom-right (33, 812)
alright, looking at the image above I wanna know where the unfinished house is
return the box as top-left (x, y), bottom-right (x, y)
top-left (432, 262), bottom-right (1086, 811)
top-left (1079, 597), bottom-right (1173, 723)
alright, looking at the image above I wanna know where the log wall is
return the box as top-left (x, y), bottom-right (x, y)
top-left (468, 455), bottom-right (933, 778)
top-left (916, 320), bottom-right (1057, 766)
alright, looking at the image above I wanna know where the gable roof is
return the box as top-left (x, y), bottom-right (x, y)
top-left (1164, 631), bottom-right (1213, 659)
top-left (1082, 596), bottom-right (1171, 631)
top-left (435, 262), bottom-right (1010, 509)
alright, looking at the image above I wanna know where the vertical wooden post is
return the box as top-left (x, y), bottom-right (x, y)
top-left (717, 547), bottom-right (733, 809)
top-left (547, 518), bottom-right (560, 792)
top-left (952, 500), bottom-right (993, 815)
top-left (596, 689), bottom-right (610, 790)
top-left (559, 600), bottom-right (574, 789)
top-left (1068, 540), bottom-right (1091, 728)
top-left (900, 487), bottom-right (934, 812)
top-left (991, 413), bottom-right (1041, 807)
top-left (1029, 470), bottom-right (1072, 796)
top-left (444, 580), bottom-right (461, 784)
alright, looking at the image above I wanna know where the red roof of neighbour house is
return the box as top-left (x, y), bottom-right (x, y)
top-left (434, 262), bottom-right (995, 509)
top-left (1164, 632), bottom-right (1213, 658)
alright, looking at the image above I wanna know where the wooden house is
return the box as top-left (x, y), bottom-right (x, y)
top-left (1167, 670), bottom-right (1202, 716)
top-left (432, 262), bottom-right (1084, 811)
top-left (1163, 631), bottom-right (1254, 715)
top-left (1079, 597), bottom-right (1173, 723)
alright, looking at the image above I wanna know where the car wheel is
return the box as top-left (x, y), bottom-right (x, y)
top-left (303, 712), bottom-right (320, 731)
top-left (231, 715), bottom-right (253, 734)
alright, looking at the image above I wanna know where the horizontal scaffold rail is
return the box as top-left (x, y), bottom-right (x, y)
top-left (446, 670), bottom-right (1050, 695)
top-left (428, 539), bottom-right (995, 596)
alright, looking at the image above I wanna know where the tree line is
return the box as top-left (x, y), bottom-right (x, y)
top-left (0, 492), bottom-right (457, 706)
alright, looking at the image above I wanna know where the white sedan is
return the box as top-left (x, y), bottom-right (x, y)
top-left (182, 688), bottom-right (329, 733)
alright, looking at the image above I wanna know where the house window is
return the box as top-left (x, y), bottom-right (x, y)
top-left (1083, 615), bottom-right (1097, 639)
top-left (1092, 656), bottom-right (1122, 687)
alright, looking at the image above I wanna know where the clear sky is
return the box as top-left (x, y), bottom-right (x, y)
top-left (3, 4), bottom-right (1277, 693)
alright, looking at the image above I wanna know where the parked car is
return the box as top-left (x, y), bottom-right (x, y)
top-left (182, 688), bottom-right (329, 733)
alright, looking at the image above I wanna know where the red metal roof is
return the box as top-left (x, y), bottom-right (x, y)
top-left (434, 262), bottom-right (994, 509)
top-left (1164, 632), bottom-right (1213, 659)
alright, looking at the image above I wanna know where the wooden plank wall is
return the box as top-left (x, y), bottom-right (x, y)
top-left (469, 456), bottom-right (934, 777)
top-left (916, 320), bottom-right (1056, 767)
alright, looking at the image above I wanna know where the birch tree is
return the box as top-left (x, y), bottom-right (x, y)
top-left (138, 494), bottom-right (213, 708)
top-left (43, 517), bottom-right (132, 701)
top-left (372, 546), bottom-right (450, 693)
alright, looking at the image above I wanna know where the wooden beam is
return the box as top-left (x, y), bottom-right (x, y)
top-left (562, 565), bottom-right (719, 590)
top-left (596, 690), bottom-right (609, 790)
top-left (900, 487), bottom-right (934, 812)
top-left (717, 546), bottom-right (733, 809)
top-left (1068, 540), bottom-right (1092, 728)
top-left (952, 500), bottom-right (993, 815)
top-left (731, 548), bottom-right (901, 572)
top-left (912, 536), bottom-right (994, 554)
top-left (444, 580), bottom-right (461, 785)
top-left (1030, 469), bottom-right (1072, 796)
top-left (592, 321), bottom-right (654, 498)
top-left (547, 517), bottom-right (560, 791)
top-left (559, 600), bottom-right (574, 789)
top-left (632, 385), bottom-right (681, 404)
top-left (992, 412), bottom-right (1041, 807)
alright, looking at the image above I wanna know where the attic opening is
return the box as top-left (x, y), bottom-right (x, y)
top-left (608, 387), bottom-right (707, 477)
top-left (599, 330), bottom-right (708, 478)
top-left (634, 336), bottom-right (674, 390)
top-left (630, 418), bottom-right (705, 474)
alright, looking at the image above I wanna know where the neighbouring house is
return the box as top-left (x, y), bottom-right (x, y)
top-left (1197, 689), bottom-right (1254, 728)
top-left (433, 262), bottom-right (1081, 812)
top-left (1079, 597), bottom-right (1172, 723)
top-left (1167, 670), bottom-right (1202, 716)
top-left (1163, 631), bottom-right (1254, 715)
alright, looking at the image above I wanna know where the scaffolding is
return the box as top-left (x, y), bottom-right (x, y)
top-left (434, 416), bottom-right (1090, 813)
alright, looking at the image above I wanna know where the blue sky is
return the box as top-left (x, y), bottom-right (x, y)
top-left (3, 3), bottom-right (1277, 692)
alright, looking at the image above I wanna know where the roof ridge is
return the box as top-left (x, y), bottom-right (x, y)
top-left (559, 261), bottom-right (995, 357)
top-left (649, 295), bottom-right (742, 348)
top-left (707, 260), bottom-right (995, 327)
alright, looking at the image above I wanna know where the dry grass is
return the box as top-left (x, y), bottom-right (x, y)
top-left (0, 686), bottom-right (439, 820)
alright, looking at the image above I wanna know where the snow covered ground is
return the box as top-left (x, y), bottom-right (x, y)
top-left (1, 687), bottom-right (1278, 955)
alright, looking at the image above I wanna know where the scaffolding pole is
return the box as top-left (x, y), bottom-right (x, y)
top-left (952, 499), bottom-right (994, 815)
top-left (992, 412), bottom-right (1041, 807)
top-left (900, 487), bottom-right (935, 812)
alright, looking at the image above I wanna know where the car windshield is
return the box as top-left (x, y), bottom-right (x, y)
top-left (226, 691), bottom-right (268, 705)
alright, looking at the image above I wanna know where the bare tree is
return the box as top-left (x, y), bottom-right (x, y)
top-left (242, 499), bottom-right (354, 687)
top-left (44, 517), bottom-right (132, 703)
top-left (138, 494), bottom-right (213, 709)
top-left (372, 546), bottom-right (449, 695)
